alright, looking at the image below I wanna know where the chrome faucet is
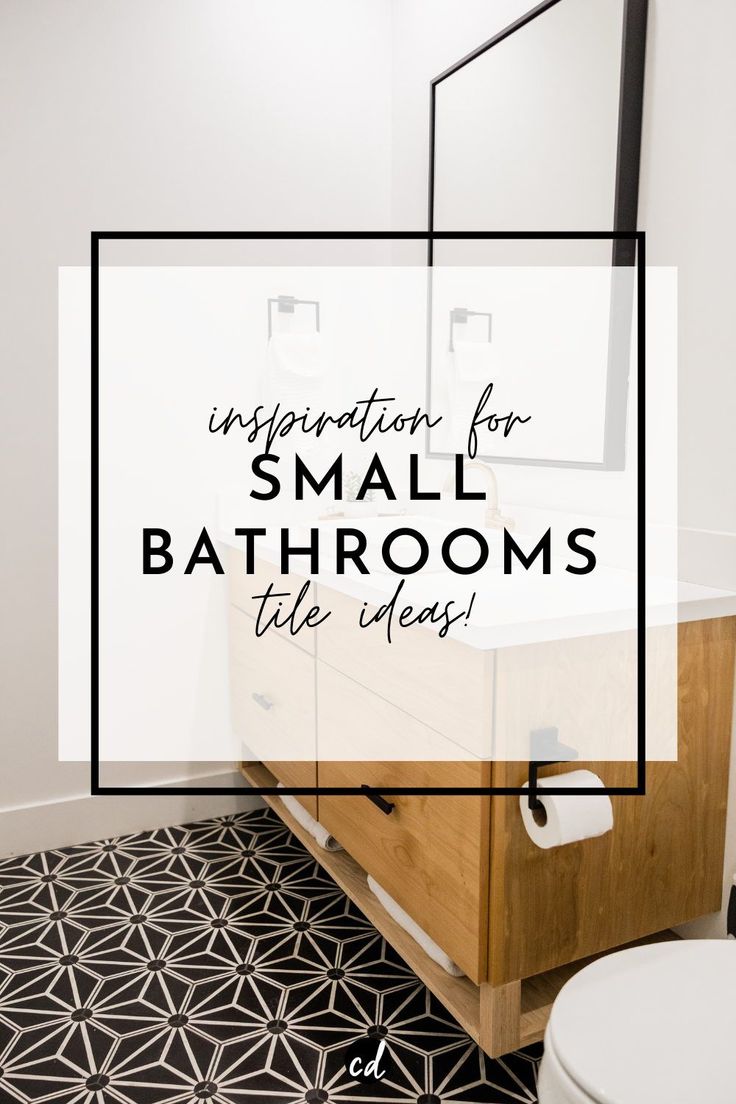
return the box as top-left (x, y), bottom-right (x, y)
top-left (442, 459), bottom-right (515, 531)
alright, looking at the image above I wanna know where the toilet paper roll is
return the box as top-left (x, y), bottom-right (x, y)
top-left (520, 769), bottom-right (613, 849)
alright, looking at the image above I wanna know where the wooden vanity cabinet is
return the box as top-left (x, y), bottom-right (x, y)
top-left (317, 757), bottom-right (491, 983)
top-left (231, 556), bottom-right (736, 1055)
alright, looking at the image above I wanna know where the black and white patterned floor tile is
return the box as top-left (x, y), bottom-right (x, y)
top-left (0, 808), bottom-right (540, 1103)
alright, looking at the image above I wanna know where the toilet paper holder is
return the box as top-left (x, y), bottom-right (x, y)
top-left (527, 727), bottom-right (578, 812)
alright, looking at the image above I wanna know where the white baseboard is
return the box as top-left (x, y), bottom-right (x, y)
top-left (0, 771), bottom-right (264, 859)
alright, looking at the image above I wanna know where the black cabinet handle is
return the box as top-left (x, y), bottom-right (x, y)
top-left (252, 692), bottom-right (273, 711)
top-left (361, 785), bottom-right (395, 815)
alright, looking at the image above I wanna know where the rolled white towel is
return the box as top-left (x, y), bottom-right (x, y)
top-left (367, 875), bottom-right (465, 977)
top-left (276, 783), bottom-right (343, 852)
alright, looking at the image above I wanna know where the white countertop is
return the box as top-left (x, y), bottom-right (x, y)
top-left (218, 521), bottom-right (736, 651)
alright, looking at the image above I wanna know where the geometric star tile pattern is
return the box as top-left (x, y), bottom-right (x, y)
top-left (0, 808), bottom-right (541, 1102)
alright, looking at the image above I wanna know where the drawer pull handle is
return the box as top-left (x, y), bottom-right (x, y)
top-left (252, 692), bottom-right (274, 711)
top-left (361, 785), bottom-right (395, 815)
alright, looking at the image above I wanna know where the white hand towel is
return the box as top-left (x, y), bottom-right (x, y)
top-left (276, 783), bottom-right (343, 852)
top-left (445, 342), bottom-right (494, 447)
top-left (451, 339), bottom-right (492, 382)
top-left (367, 875), bottom-right (465, 977)
top-left (262, 333), bottom-right (327, 438)
top-left (267, 332), bottom-right (325, 379)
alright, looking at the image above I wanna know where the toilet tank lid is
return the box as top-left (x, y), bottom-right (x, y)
top-left (547, 940), bottom-right (736, 1104)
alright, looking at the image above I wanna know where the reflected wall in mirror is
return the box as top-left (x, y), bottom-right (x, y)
top-left (427, 0), bottom-right (647, 469)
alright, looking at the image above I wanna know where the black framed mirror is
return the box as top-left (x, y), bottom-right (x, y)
top-left (426, 0), bottom-right (648, 470)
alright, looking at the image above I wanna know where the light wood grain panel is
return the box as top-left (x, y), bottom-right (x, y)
top-left (315, 659), bottom-right (488, 762)
top-left (228, 549), bottom-right (316, 654)
top-left (317, 677), bottom-right (492, 984)
top-left (229, 606), bottom-right (318, 817)
top-left (479, 980), bottom-right (521, 1057)
top-left (488, 616), bottom-right (736, 984)
top-left (493, 630), bottom-right (638, 761)
top-left (493, 626), bottom-right (677, 761)
top-left (317, 584), bottom-right (493, 756)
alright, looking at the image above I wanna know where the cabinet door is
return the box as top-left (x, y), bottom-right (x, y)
top-left (317, 585), bottom-right (493, 757)
top-left (317, 664), bottom-right (492, 983)
top-left (230, 606), bottom-right (318, 818)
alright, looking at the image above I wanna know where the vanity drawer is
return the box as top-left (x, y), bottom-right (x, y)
top-left (318, 585), bottom-right (493, 756)
top-left (228, 549), bottom-right (316, 654)
top-left (229, 605), bottom-right (317, 817)
top-left (317, 665), bottom-right (491, 983)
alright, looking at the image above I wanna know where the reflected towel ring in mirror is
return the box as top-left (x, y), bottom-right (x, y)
top-left (449, 307), bottom-right (492, 352)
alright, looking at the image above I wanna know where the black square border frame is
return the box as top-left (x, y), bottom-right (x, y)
top-left (90, 229), bottom-right (645, 798)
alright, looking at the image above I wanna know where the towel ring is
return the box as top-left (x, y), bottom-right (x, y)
top-left (449, 306), bottom-right (492, 352)
top-left (267, 295), bottom-right (320, 339)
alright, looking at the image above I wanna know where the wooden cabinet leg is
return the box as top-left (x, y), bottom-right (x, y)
top-left (479, 980), bottom-right (521, 1057)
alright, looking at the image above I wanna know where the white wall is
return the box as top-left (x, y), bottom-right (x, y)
top-left (389, 0), bottom-right (736, 936)
top-left (637, 0), bottom-right (736, 936)
top-left (391, 0), bottom-right (533, 244)
top-left (0, 0), bottom-right (392, 855)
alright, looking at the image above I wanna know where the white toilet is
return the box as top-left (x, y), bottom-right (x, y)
top-left (537, 940), bottom-right (735, 1103)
